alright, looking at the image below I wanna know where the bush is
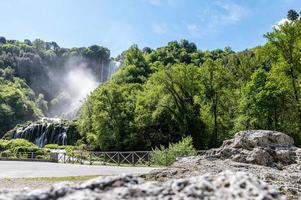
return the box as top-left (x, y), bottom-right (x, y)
top-left (44, 144), bottom-right (78, 151)
top-left (7, 139), bottom-right (37, 151)
top-left (151, 136), bottom-right (197, 166)
top-left (0, 150), bottom-right (12, 157)
top-left (44, 144), bottom-right (62, 149)
top-left (0, 140), bottom-right (10, 151)
top-left (0, 139), bottom-right (37, 151)
top-left (0, 139), bottom-right (47, 158)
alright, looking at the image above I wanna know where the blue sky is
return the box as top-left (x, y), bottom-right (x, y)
top-left (0, 0), bottom-right (300, 56)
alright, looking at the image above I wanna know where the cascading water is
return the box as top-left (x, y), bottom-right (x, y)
top-left (13, 118), bottom-right (69, 147)
top-left (11, 59), bottom-right (121, 146)
top-left (108, 60), bottom-right (121, 80)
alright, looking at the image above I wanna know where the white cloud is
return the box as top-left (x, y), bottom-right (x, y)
top-left (153, 23), bottom-right (168, 35)
top-left (186, 24), bottom-right (203, 38)
top-left (215, 0), bottom-right (249, 24)
top-left (147, 0), bottom-right (176, 6)
top-left (273, 18), bottom-right (291, 29)
top-left (197, 0), bottom-right (250, 25)
top-left (148, 0), bottom-right (163, 6)
top-left (183, 0), bottom-right (251, 38)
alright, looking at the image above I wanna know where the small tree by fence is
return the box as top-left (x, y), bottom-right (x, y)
top-left (151, 136), bottom-right (197, 166)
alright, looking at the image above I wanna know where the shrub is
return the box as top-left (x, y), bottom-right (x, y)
top-left (0, 140), bottom-right (10, 151)
top-left (151, 136), bottom-right (197, 166)
top-left (7, 139), bottom-right (37, 152)
top-left (0, 150), bottom-right (12, 157)
top-left (0, 139), bottom-right (37, 151)
top-left (0, 139), bottom-right (48, 158)
top-left (44, 144), bottom-right (79, 151)
top-left (44, 144), bottom-right (62, 149)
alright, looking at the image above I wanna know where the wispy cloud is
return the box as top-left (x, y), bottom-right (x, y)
top-left (214, 0), bottom-right (249, 24)
top-left (273, 18), bottom-right (291, 29)
top-left (186, 24), bottom-right (203, 38)
top-left (150, 0), bottom-right (251, 39)
top-left (153, 23), bottom-right (168, 35)
top-left (185, 0), bottom-right (251, 38)
top-left (147, 0), bottom-right (176, 7)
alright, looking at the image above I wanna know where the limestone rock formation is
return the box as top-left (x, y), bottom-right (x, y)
top-left (0, 172), bottom-right (285, 200)
top-left (207, 130), bottom-right (299, 168)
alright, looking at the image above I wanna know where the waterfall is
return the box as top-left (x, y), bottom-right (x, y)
top-left (108, 60), bottom-right (121, 79)
top-left (13, 118), bottom-right (69, 147)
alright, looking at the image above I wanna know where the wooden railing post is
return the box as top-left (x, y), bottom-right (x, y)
top-left (89, 153), bottom-right (92, 165)
top-left (132, 152), bottom-right (135, 166)
top-left (117, 152), bottom-right (120, 166)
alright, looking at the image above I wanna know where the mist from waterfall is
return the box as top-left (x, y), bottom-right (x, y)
top-left (48, 58), bottom-right (120, 119)
top-left (62, 60), bottom-right (99, 117)
top-left (13, 60), bottom-right (120, 146)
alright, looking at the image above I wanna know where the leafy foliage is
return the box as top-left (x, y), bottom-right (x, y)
top-left (151, 136), bottom-right (197, 166)
top-left (2, 10), bottom-right (301, 151)
top-left (0, 37), bottom-right (111, 136)
top-left (79, 10), bottom-right (301, 150)
top-left (0, 74), bottom-right (42, 137)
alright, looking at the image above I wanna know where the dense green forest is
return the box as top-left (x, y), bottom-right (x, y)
top-left (78, 10), bottom-right (301, 150)
top-left (1, 10), bottom-right (301, 151)
top-left (0, 37), bottom-right (111, 137)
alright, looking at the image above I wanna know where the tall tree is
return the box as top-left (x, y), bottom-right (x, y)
top-left (287, 9), bottom-right (299, 21)
top-left (265, 17), bottom-right (301, 134)
top-left (198, 59), bottom-right (233, 147)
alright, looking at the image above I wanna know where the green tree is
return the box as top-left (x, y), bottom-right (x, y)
top-left (113, 45), bottom-right (150, 84)
top-left (135, 64), bottom-right (205, 149)
top-left (198, 59), bottom-right (234, 147)
top-left (265, 17), bottom-right (301, 134)
top-left (79, 83), bottom-right (143, 150)
top-left (287, 9), bottom-right (299, 21)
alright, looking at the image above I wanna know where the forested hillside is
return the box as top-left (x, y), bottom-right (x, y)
top-left (0, 37), bottom-right (112, 137)
top-left (78, 10), bottom-right (301, 150)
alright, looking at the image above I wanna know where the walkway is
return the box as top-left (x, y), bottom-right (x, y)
top-left (0, 161), bottom-right (159, 178)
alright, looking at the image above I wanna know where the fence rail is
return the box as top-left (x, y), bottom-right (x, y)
top-left (0, 150), bottom-right (206, 166)
top-left (0, 151), bottom-right (55, 162)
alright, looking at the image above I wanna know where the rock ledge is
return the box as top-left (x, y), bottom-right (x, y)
top-left (207, 130), bottom-right (298, 167)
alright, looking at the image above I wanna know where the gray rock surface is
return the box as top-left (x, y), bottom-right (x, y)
top-left (207, 130), bottom-right (298, 168)
top-left (145, 131), bottom-right (301, 199)
top-left (0, 172), bottom-right (285, 200)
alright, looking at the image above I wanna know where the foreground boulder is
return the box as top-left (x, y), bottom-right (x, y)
top-left (0, 171), bottom-right (285, 200)
top-left (207, 130), bottom-right (299, 168)
top-left (145, 130), bottom-right (301, 198)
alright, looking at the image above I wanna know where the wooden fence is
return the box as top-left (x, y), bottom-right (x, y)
top-left (0, 150), bottom-right (206, 166)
